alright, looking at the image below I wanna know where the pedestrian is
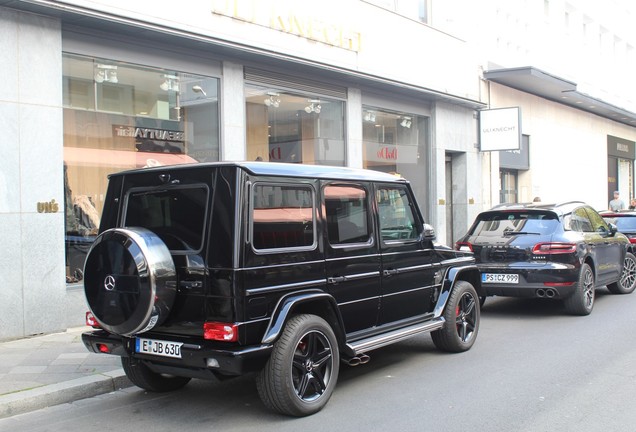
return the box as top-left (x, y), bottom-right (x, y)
top-left (532, 196), bottom-right (541, 202)
top-left (629, 198), bottom-right (636, 210)
top-left (609, 191), bottom-right (625, 212)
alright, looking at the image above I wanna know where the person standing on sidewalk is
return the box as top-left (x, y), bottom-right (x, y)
top-left (609, 191), bottom-right (625, 212)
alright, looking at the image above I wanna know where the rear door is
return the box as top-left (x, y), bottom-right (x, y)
top-left (582, 206), bottom-right (623, 283)
top-left (323, 182), bottom-right (381, 334)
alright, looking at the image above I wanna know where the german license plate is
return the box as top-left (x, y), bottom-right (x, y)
top-left (482, 273), bottom-right (519, 284)
top-left (135, 337), bottom-right (183, 359)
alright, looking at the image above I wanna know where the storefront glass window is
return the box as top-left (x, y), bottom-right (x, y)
top-left (62, 53), bottom-right (220, 284)
top-left (245, 85), bottom-right (345, 165)
top-left (362, 106), bottom-right (429, 214)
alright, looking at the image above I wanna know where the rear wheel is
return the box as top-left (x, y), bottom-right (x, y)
top-left (564, 263), bottom-right (594, 315)
top-left (607, 252), bottom-right (636, 294)
top-left (431, 280), bottom-right (480, 352)
top-left (256, 314), bottom-right (339, 417)
top-left (121, 357), bottom-right (191, 392)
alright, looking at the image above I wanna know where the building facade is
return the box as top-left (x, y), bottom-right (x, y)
top-left (1, 0), bottom-right (635, 340)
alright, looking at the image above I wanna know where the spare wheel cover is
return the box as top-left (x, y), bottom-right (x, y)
top-left (84, 227), bottom-right (176, 336)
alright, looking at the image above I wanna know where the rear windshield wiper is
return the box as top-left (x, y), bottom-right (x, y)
top-left (503, 231), bottom-right (540, 236)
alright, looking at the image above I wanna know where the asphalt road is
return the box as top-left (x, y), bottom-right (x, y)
top-left (3, 289), bottom-right (636, 432)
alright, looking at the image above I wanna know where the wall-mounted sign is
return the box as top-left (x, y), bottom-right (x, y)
top-left (479, 107), bottom-right (521, 151)
top-left (113, 125), bottom-right (185, 143)
top-left (607, 135), bottom-right (635, 159)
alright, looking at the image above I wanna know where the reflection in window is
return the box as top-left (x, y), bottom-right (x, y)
top-left (376, 186), bottom-right (418, 241)
top-left (251, 184), bottom-right (315, 250)
top-left (62, 53), bottom-right (220, 283)
top-left (324, 186), bottom-right (371, 245)
top-left (245, 85), bottom-right (345, 166)
top-left (364, 0), bottom-right (429, 24)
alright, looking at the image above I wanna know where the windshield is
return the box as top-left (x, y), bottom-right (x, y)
top-left (470, 211), bottom-right (560, 237)
top-left (124, 185), bottom-right (208, 252)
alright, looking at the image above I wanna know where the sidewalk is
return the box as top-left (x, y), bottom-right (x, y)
top-left (0, 326), bottom-right (131, 419)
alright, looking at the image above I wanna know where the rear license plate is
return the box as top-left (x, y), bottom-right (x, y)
top-left (482, 273), bottom-right (519, 284)
top-left (135, 337), bottom-right (183, 359)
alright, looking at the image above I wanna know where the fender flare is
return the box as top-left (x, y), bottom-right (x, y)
top-left (261, 290), bottom-right (347, 347)
top-left (433, 265), bottom-right (481, 318)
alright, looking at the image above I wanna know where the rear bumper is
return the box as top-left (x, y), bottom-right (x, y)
top-left (478, 262), bottom-right (579, 298)
top-left (82, 330), bottom-right (272, 377)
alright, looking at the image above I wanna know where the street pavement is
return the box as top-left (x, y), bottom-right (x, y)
top-left (0, 326), bottom-right (131, 419)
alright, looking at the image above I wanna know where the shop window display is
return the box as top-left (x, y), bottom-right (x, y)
top-left (62, 54), bottom-right (220, 283)
top-left (362, 106), bottom-right (429, 216)
top-left (245, 85), bottom-right (345, 166)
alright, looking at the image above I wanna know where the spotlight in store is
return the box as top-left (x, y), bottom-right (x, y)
top-left (264, 93), bottom-right (280, 107)
top-left (94, 64), bottom-right (118, 84)
top-left (305, 100), bottom-right (321, 114)
top-left (363, 111), bottom-right (376, 122)
top-left (160, 74), bottom-right (180, 92)
top-left (400, 116), bottom-right (412, 128)
top-left (192, 85), bottom-right (207, 96)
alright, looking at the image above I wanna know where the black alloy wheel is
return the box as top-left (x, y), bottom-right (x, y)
top-left (256, 314), bottom-right (339, 417)
top-left (431, 280), bottom-right (480, 352)
top-left (607, 252), bottom-right (636, 294)
top-left (564, 263), bottom-right (595, 315)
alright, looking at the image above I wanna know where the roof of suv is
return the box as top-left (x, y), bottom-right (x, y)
top-left (487, 201), bottom-right (587, 217)
top-left (109, 161), bottom-right (407, 183)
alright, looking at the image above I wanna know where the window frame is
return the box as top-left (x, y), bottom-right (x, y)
top-left (375, 183), bottom-right (422, 245)
top-left (323, 183), bottom-right (375, 249)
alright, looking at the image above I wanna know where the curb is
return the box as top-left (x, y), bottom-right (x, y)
top-left (0, 369), bottom-right (132, 419)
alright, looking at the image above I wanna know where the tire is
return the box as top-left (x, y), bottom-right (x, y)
top-left (607, 252), bottom-right (636, 294)
top-left (431, 280), bottom-right (480, 353)
top-left (121, 357), bottom-right (191, 392)
top-left (84, 227), bottom-right (176, 336)
top-left (564, 263), bottom-right (595, 315)
top-left (256, 314), bottom-right (340, 417)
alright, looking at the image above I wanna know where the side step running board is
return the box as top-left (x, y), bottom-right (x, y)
top-left (346, 317), bottom-right (445, 355)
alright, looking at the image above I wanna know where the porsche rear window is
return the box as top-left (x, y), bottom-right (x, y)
top-left (471, 212), bottom-right (559, 237)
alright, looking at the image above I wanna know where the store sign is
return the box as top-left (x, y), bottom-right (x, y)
top-left (479, 107), bottom-right (521, 151)
top-left (607, 135), bottom-right (635, 159)
top-left (366, 143), bottom-right (417, 163)
top-left (211, 0), bottom-right (362, 52)
top-left (113, 125), bottom-right (185, 143)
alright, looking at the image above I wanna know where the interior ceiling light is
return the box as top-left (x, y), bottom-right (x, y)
top-left (94, 64), bottom-right (118, 84)
top-left (304, 99), bottom-right (321, 114)
top-left (400, 116), bottom-right (412, 128)
top-left (264, 93), bottom-right (280, 107)
top-left (363, 111), bottom-right (376, 122)
top-left (160, 74), bottom-right (180, 92)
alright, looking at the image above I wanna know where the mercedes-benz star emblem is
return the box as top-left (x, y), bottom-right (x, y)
top-left (104, 275), bottom-right (116, 291)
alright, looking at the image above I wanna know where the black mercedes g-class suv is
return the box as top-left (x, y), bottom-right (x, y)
top-left (82, 162), bottom-right (481, 416)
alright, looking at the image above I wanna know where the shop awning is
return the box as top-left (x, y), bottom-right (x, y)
top-left (64, 147), bottom-right (197, 168)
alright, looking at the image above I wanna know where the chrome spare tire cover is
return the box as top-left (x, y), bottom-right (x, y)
top-left (83, 227), bottom-right (176, 336)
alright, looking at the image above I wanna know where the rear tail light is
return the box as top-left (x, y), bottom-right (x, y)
top-left (532, 242), bottom-right (577, 254)
top-left (629, 238), bottom-right (636, 244)
top-left (456, 242), bottom-right (473, 252)
top-left (203, 322), bottom-right (239, 342)
top-left (85, 311), bottom-right (101, 328)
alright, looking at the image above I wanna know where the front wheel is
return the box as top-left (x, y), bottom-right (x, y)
top-left (431, 280), bottom-right (480, 352)
top-left (121, 357), bottom-right (191, 392)
top-left (256, 314), bottom-right (340, 417)
top-left (564, 263), bottom-right (595, 315)
top-left (607, 252), bottom-right (636, 294)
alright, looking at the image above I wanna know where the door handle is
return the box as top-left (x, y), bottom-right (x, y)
top-left (328, 276), bottom-right (347, 285)
top-left (383, 269), bottom-right (398, 277)
top-left (180, 280), bottom-right (202, 289)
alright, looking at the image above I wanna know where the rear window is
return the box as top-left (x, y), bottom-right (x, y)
top-left (605, 216), bottom-right (636, 231)
top-left (470, 211), bottom-right (559, 237)
top-left (124, 185), bottom-right (208, 252)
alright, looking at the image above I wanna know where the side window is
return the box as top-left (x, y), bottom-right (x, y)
top-left (584, 207), bottom-right (610, 233)
top-left (251, 184), bottom-right (315, 251)
top-left (568, 208), bottom-right (593, 232)
top-left (324, 185), bottom-right (371, 245)
top-left (376, 185), bottom-right (419, 241)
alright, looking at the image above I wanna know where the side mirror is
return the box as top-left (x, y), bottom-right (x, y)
top-left (422, 223), bottom-right (436, 241)
top-left (607, 222), bottom-right (618, 236)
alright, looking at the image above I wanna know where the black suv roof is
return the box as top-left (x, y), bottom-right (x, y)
top-left (488, 201), bottom-right (587, 217)
top-left (109, 161), bottom-right (408, 183)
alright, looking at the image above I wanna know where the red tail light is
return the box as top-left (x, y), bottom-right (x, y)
top-left (85, 311), bottom-right (101, 328)
top-left (203, 322), bottom-right (239, 342)
top-left (629, 238), bottom-right (636, 244)
top-left (532, 242), bottom-right (576, 254)
top-left (456, 242), bottom-right (473, 252)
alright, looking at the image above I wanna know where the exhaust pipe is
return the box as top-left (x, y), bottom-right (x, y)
top-left (545, 289), bottom-right (556, 298)
top-left (536, 289), bottom-right (545, 298)
top-left (344, 354), bottom-right (370, 366)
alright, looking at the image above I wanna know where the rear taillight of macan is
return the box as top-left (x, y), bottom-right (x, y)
top-left (532, 242), bottom-right (577, 254)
